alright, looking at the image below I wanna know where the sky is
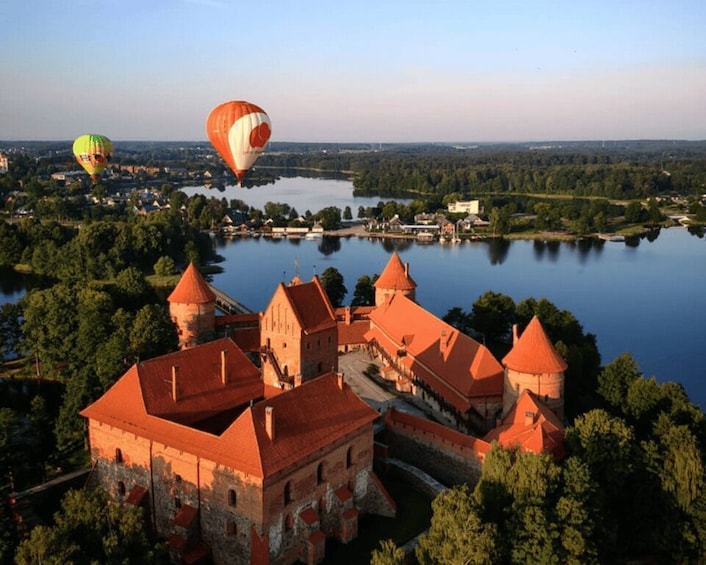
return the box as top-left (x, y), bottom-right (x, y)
top-left (1, 0), bottom-right (705, 143)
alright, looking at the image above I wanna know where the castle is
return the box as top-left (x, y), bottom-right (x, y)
top-left (81, 253), bottom-right (567, 565)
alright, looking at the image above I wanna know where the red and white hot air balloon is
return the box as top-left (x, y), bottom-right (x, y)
top-left (206, 100), bottom-right (272, 185)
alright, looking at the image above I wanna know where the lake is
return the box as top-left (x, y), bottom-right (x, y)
top-left (2, 175), bottom-right (705, 408)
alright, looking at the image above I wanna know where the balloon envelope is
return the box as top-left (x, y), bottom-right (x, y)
top-left (206, 100), bottom-right (271, 184)
top-left (73, 134), bottom-right (113, 181)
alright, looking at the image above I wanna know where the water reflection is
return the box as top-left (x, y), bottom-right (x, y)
top-left (625, 235), bottom-right (641, 247)
top-left (688, 226), bottom-right (705, 239)
top-left (487, 238), bottom-right (510, 265)
top-left (318, 236), bottom-right (341, 256)
top-left (646, 228), bottom-right (661, 243)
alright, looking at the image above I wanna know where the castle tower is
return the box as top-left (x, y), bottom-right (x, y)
top-left (501, 316), bottom-right (567, 420)
top-left (374, 252), bottom-right (417, 307)
top-left (167, 263), bottom-right (216, 349)
top-left (260, 276), bottom-right (338, 389)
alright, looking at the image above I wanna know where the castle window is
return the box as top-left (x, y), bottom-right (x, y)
top-left (317, 462), bottom-right (325, 485)
top-left (226, 520), bottom-right (237, 536)
top-left (175, 474), bottom-right (182, 483)
top-left (228, 489), bottom-right (237, 507)
top-left (283, 342), bottom-right (287, 349)
top-left (328, 336), bottom-right (331, 344)
top-left (346, 446), bottom-right (353, 469)
top-left (175, 497), bottom-right (182, 509)
top-left (284, 481), bottom-right (293, 506)
top-left (115, 448), bottom-right (123, 464)
top-left (118, 481), bottom-right (126, 496)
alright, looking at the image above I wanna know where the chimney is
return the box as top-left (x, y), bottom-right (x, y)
top-left (337, 372), bottom-right (344, 390)
top-left (512, 324), bottom-right (519, 345)
top-left (524, 411), bottom-right (535, 426)
top-left (440, 330), bottom-right (447, 354)
top-left (171, 365), bottom-right (179, 402)
top-left (344, 306), bottom-right (351, 325)
top-left (221, 349), bottom-right (228, 385)
top-left (265, 406), bottom-right (275, 440)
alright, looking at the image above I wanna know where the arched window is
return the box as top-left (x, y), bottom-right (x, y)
top-left (175, 496), bottom-right (182, 509)
top-left (228, 489), bottom-right (237, 507)
top-left (284, 481), bottom-right (293, 506)
top-left (115, 448), bottom-right (123, 464)
top-left (346, 446), bottom-right (353, 469)
top-left (118, 481), bottom-right (126, 496)
top-left (317, 462), bottom-right (325, 485)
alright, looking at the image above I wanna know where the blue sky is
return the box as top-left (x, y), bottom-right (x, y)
top-left (1, 0), bottom-right (704, 142)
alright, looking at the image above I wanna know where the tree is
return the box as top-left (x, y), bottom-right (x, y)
top-left (320, 267), bottom-right (347, 308)
top-left (598, 353), bottom-right (641, 410)
top-left (153, 255), bottom-right (175, 277)
top-left (442, 306), bottom-right (473, 336)
top-left (470, 291), bottom-right (516, 343)
top-left (316, 206), bottom-right (341, 230)
top-left (489, 206), bottom-right (511, 236)
top-left (0, 408), bottom-right (20, 492)
top-left (343, 205), bottom-right (353, 220)
top-left (370, 539), bottom-right (404, 565)
top-left (130, 304), bottom-right (179, 361)
top-left (416, 484), bottom-right (497, 565)
top-left (351, 275), bottom-right (375, 306)
top-left (0, 302), bottom-right (23, 361)
top-left (14, 488), bottom-right (167, 565)
top-left (647, 198), bottom-right (663, 224)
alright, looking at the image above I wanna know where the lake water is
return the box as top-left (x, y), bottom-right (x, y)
top-left (181, 175), bottom-right (409, 214)
top-left (2, 176), bottom-right (705, 408)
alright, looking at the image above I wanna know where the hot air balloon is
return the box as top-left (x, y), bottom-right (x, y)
top-left (73, 134), bottom-right (113, 182)
top-left (206, 100), bottom-right (271, 186)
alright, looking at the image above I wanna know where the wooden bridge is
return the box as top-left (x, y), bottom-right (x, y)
top-left (209, 284), bottom-right (253, 315)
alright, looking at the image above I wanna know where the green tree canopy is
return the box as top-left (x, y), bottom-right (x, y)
top-left (14, 488), bottom-right (167, 565)
top-left (416, 484), bottom-right (497, 565)
top-left (320, 267), bottom-right (347, 308)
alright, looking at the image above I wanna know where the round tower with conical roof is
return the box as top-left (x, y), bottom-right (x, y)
top-left (501, 316), bottom-right (567, 420)
top-left (167, 263), bottom-right (217, 349)
top-left (374, 252), bottom-right (417, 306)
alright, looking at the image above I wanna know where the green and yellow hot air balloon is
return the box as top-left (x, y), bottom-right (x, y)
top-left (72, 134), bottom-right (113, 182)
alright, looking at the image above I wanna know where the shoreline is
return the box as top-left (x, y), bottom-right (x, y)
top-left (322, 222), bottom-right (673, 242)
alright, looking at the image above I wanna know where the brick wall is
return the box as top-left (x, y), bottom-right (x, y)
top-left (382, 410), bottom-right (487, 486)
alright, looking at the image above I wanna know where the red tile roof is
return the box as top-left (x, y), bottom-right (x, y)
top-left (502, 316), bottom-right (568, 374)
top-left (269, 277), bottom-right (337, 334)
top-left (167, 263), bottom-right (216, 304)
top-left (337, 319), bottom-right (370, 346)
top-left (366, 294), bottom-right (504, 412)
top-left (483, 390), bottom-right (565, 459)
top-left (374, 252), bottom-right (416, 291)
top-left (135, 338), bottom-right (263, 426)
top-left (81, 342), bottom-right (378, 479)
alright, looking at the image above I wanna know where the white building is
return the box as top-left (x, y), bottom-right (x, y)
top-left (447, 200), bottom-right (480, 215)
